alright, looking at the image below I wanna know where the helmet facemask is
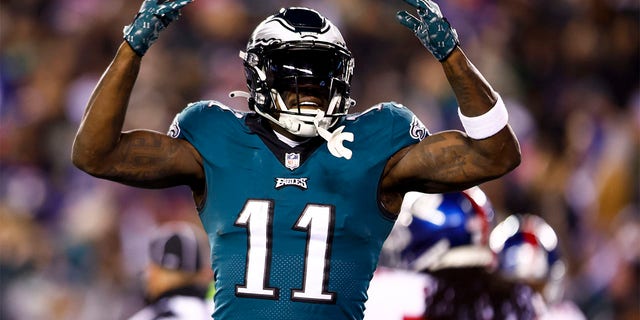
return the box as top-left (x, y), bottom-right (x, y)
top-left (243, 43), bottom-right (354, 137)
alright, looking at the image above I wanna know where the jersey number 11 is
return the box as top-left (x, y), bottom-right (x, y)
top-left (234, 199), bottom-right (337, 303)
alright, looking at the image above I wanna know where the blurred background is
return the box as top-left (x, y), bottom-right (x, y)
top-left (0, 0), bottom-right (638, 319)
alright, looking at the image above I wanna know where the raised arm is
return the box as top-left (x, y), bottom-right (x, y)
top-left (380, 0), bottom-right (521, 213)
top-left (71, 0), bottom-right (204, 192)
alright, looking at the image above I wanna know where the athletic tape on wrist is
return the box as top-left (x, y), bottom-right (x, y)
top-left (458, 95), bottom-right (508, 139)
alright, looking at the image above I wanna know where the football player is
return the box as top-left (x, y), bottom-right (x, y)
top-left (490, 214), bottom-right (587, 320)
top-left (367, 188), bottom-right (542, 320)
top-left (71, 0), bottom-right (520, 319)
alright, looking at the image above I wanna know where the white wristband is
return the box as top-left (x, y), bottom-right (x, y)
top-left (458, 95), bottom-right (508, 139)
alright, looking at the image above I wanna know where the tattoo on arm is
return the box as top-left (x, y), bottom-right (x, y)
top-left (443, 53), bottom-right (495, 115)
top-left (102, 133), bottom-right (186, 185)
top-left (415, 134), bottom-right (494, 185)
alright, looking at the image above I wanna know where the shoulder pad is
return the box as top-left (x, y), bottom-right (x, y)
top-left (186, 100), bottom-right (247, 119)
top-left (345, 102), bottom-right (407, 120)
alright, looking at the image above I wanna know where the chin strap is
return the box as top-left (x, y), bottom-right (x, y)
top-left (229, 91), bottom-right (354, 160)
top-left (313, 111), bottom-right (354, 160)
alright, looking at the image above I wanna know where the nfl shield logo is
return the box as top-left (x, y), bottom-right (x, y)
top-left (285, 153), bottom-right (301, 170)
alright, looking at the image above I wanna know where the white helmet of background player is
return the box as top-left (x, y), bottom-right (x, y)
top-left (381, 187), bottom-right (496, 272)
top-left (490, 214), bottom-right (567, 304)
top-left (236, 7), bottom-right (355, 139)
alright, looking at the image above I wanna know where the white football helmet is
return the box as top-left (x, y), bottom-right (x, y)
top-left (236, 7), bottom-right (356, 139)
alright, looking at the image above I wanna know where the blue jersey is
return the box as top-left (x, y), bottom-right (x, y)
top-left (169, 101), bottom-right (428, 320)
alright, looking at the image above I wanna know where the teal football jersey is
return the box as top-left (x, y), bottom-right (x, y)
top-left (169, 101), bottom-right (429, 320)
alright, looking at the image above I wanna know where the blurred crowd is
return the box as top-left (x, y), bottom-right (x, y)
top-left (1, 0), bottom-right (638, 319)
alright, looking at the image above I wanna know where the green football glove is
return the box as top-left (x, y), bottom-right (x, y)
top-left (397, 0), bottom-right (459, 61)
top-left (123, 0), bottom-right (194, 56)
